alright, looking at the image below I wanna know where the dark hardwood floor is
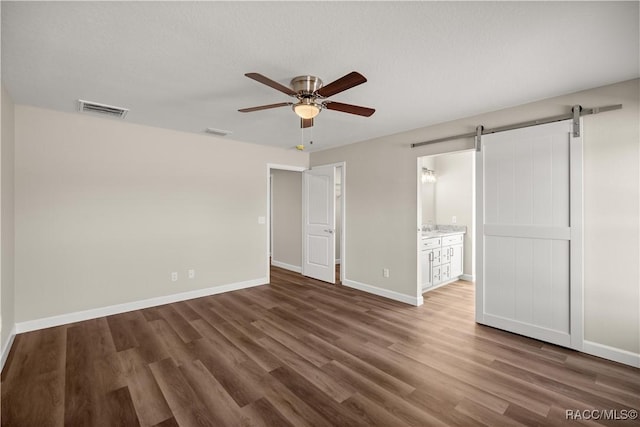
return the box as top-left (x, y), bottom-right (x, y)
top-left (2, 266), bottom-right (639, 426)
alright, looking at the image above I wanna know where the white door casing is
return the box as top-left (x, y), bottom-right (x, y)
top-left (476, 119), bottom-right (583, 349)
top-left (303, 165), bottom-right (336, 283)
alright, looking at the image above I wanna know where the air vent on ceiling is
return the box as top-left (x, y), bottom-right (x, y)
top-left (205, 127), bottom-right (233, 137)
top-left (78, 99), bottom-right (128, 119)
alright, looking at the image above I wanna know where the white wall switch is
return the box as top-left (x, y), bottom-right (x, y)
top-left (258, 216), bottom-right (266, 224)
top-left (383, 268), bottom-right (390, 278)
top-left (188, 269), bottom-right (195, 279)
top-left (452, 216), bottom-right (457, 224)
top-left (171, 272), bottom-right (178, 282)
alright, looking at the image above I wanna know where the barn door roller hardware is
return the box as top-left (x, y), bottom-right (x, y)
top-left (411, 104), bottom-right (623, 149)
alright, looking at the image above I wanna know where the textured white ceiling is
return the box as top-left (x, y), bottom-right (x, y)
top-left (2, 2), bottom-right (638, 152)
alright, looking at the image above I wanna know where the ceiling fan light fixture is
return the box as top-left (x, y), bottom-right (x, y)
top-left (293, 100), bottom-right (321, 119)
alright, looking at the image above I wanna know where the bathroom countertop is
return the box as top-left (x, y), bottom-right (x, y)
top-left (422, 230), bottom-right (465, 238)
top-left (421, 225), bottom-right (466, 238)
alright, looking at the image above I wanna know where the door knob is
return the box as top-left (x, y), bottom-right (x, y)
top-left (324, 229), bottom-right (334, 234)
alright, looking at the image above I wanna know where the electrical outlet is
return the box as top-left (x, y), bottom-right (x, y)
top-left (171, 272), bottom-right (178, 282)
top-left (188, 269), bottom-right (195, 279)
top-left (383, 268), bottom-right (390, 278)
top-left (452, 216), bottom-right (457, 224)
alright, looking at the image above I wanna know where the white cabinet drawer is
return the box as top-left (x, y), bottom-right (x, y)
top-left (442, 234), bottom-right (463, 245)
top-left (422, 237), bottom-right (441, 250)
top-left (442, 264), bottom-right (451, 281)
top-left (432, 265), bottom-right (441, 283)
top-left (431, 248), bottom-right (442, 266)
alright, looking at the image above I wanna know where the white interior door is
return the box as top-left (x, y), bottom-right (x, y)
top-left (303, 165), bottom-right (336, 283)
top-left (476, 119), bottom-right (583, 349)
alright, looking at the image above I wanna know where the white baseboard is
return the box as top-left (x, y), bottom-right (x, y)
top-left (1, 324), bottom-right (17, 371)
top-left (270, 260), bottom-right (302, 273)
top-left (343, 278), bottom-right (423, 306)
top-left (460, 274), bottom-right (474, 282)
top-left (15, 277), bottom-right (268, 334)
top-left (582, 340), bottom-right (640, 368)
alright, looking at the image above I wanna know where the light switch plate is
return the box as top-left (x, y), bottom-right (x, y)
top-left (258, 216), bottom-right (266, 224)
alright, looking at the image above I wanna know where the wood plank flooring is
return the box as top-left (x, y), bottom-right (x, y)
top-left (2, 266), bottom-right (639, 426)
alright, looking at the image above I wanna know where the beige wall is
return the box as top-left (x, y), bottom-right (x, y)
top-left (433, 151), bottom-right (474, 277)
top-left (311, 79), bottom-right (639, 355)
top-left (14, 106), bottom-right (308, 323)
top-left (1, 84), bottom-right (16, 351)
top-left (271, 169), bottom-right (302, 269)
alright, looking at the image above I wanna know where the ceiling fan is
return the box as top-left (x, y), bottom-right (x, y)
top-left (238, 71), bottom-right (375, 128)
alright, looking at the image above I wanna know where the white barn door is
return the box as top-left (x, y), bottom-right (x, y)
top-left (476, 119), bottom-right (583, 349)
top-left (303, 165), bottom-right (336, 284)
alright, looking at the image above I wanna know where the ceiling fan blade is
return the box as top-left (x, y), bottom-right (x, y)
top-left (324, 101), bottom-right (375, 117)
top-left (316, 71), bottom-right (367, 98)
top-left (245, 73), bottom-right (296, 96)
top-left (238, 102), bottom-right (292, 113)
top-left (301, 118), bottom-right (314, 128)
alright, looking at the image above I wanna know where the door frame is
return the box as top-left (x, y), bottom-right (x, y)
top-left (266, 164), bottom-right (306, 283)
top-left (474, 119), bottom-right (584, 351)
top-left (266, 162), bottom-right (346, 285)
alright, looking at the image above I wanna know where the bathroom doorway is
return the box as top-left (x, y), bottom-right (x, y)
top-left (417, 151), bottom-right (476, 294)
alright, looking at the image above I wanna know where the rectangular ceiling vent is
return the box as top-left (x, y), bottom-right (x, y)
top-left (78, 99), bottom-right (128, 119)
top-left (205, 127), bottom-right (232, 137)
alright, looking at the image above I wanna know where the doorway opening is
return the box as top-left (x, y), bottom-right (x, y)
top-left (266, 163), bottom-right (345, 285)
top-left (266, 164), bottom-right (305, 283)
top-left (270, 168), bottom-right (304, 273)
top-left (417, 151), bottom-right (476, 297)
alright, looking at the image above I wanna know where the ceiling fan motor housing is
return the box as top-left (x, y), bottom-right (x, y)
top-left (291, 76), bottom-right (323, 97)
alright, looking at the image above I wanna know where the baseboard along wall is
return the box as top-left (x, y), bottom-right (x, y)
top-left (14, 277), bottom-right (268, 335)
top-left (1, 324), bottom-right (17, 371)
top-left (270, 260), bottom-right (302, 273)
top-left (342, 278), bottom-right (423, 307)
top-left (582, 340), bottom-right (640, 368)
